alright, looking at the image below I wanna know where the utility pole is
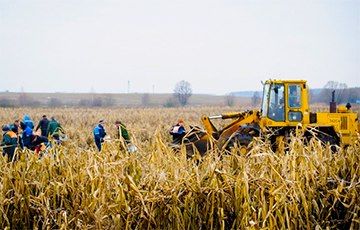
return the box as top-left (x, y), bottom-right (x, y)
top-left (91, 87), bottom-right (94, 102)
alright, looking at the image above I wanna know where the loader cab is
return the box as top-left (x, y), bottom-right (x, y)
top-left (260, 80), bottom-right (310, 127)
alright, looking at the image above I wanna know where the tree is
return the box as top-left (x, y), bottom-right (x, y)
top-left (348, 88), bottom-right (360, 103)
top-left (251, 91), bottom-right (261, 107)
top-left (18, 93), bottom-right (40, 107)
top-left (319, 81), bottom-right (349, 104)
top-left (224, 93), bottom-right (235, 107)
top-left (141, 93), bottom-right (150, 106)
top-left (104, 95), bottom-right (115, 106)
top-left (164, 97), bottom-right (178, 108)
top-left (92, 97), bottom-right (103, 107)
top-left (48, 98), bottom-right (63, 107)
top-left (173, 80), bottom-right (192, 106)
top-left (0, 98), bottom-right (15, 107)
top-left (78, 99), bottom-right (91, 107)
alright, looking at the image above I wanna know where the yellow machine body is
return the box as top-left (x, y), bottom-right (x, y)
top-left (313, 112), bottom-right (358, 146)
top-left (182, 79), bottom-right (359, 156)
top-left (259, 80), bottom-right (358, 146)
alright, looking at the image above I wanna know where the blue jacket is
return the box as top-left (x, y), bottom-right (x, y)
top-left (93, 125), bottom-right (106, 143)
top-left (24, 115), bottom-right (34, 129)
top-left (22, 125), bottom-right (33, 148)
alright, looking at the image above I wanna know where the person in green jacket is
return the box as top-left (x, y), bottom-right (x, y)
top-left (115, 120), bottom-right (131, 150)
top-left (1, 125), bottom-right (18, 161)
top-left (9, 120), bottom-right (19, 134)
top-left (46, 116), bottom-right (64, 144)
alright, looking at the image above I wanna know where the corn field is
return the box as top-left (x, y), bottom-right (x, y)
top-left (0, 107), bottom-right (359, 229)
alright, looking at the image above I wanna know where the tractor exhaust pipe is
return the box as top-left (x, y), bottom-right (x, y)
top-left (330, 90), bottom-right (336, 113)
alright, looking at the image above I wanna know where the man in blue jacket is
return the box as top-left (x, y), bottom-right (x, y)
top-left (20, 121), bottom-right (33, 149)
top-left (93, 120), bottom-right (106, 152)
top-left (23, 115), bottom-right (34, 129)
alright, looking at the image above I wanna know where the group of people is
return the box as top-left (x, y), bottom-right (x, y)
top-left (93, 120), bottom-right (131, 152)
top-left (1, 115), bottom-right (64, 161)
top-left (93, 118), bottom-right (186, 152)
top-left (2, 114), bottom-right (187, 161)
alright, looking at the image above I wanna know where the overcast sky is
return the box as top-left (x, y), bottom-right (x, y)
top-left (0, 0), bottom-right (359, 95)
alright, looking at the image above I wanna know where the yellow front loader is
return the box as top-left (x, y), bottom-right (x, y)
top-left (176, 80), bottom-right (359, 157)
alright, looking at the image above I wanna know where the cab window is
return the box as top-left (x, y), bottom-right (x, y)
top-left (268, 84), bottom-right (285, 121)
top-left (288, 85), bottom-right (301, 108)
top-left (261, 84), bottom-right (270, 117)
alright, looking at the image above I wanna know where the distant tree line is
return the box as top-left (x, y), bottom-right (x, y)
top-left (2, 80), bottom-right (358, 108)
top-left (0, 80), bottom-right (196, 108)
top-left (248, 80), bottom-right (360, 107)
top-left (0, 94), bottom-right (117, 108)
top-left (312, 81), bottom-right (360, 104)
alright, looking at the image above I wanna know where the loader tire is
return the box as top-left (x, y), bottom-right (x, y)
top-left (226, 131), bottom-right (254, 155)
top-left (317, 133), bottom-right (338, 153)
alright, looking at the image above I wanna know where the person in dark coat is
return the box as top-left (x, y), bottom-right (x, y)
top-left (36, 115), bottom-right (49, 137)
top-left (170, 119), bottom-right (186, 143)
top-left (30, 134), bottom-right (48, 153)
top-left (93, 120), bottom-right (106, 152)
top-left (1, 125), bottom-right (18, 161)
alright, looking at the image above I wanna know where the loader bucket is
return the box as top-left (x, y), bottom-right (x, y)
top-left (170, 126), bottom-right (214, 157)
top-left (184, 134), bottom-right (212, 157)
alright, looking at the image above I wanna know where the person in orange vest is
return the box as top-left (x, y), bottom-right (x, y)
top-left (1, 125), bottom-right (18, 161)
top-left (30, 134), bottom-right (49, 154)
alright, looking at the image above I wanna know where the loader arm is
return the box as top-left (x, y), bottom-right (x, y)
top-left (201, 112), bottom-right (245, 136)
top-left (217, 111), bottom-right (261, 150)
